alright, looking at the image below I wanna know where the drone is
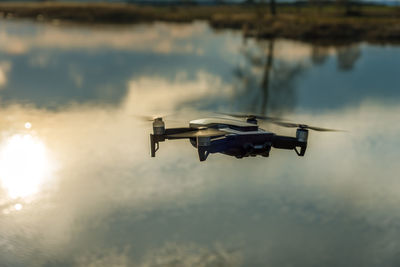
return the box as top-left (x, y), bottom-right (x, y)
top-left (147, 113), bottom-right (340, 161)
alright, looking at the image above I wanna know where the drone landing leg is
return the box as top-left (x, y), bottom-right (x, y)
top-left (150, 134), bottom-right (159, 157)
top-left (198, 147), bottom-right (209, 162)
top-left (294, 144), bottom-right (307, 156)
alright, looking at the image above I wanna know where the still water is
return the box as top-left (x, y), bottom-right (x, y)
top-left (0, 19), bottom-right (399, 266)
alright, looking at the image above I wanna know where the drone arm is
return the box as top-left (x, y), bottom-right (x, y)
top-left (272, 135), bottom-right (307, 156)
top-left (272, 136), bottom-right (297, 149)
top-left (151, 127), bottom-right (197, 157)
top-left (163, 128), bottom-right (197, 140)
top-left (165, 127), bottom-right (195, 135)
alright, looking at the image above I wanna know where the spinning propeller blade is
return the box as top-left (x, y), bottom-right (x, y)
top-left (218, 112), bottom-right (284, 122)
top-left (167, 128), bottom-right (226, 138)
top-left (132, 111), bottom-right (182, 121)
top-left (272, 121), bottom-right (343, 132)
top-left (135, 115), bottom-right (162, 121)
top-left (133, 114), bottom-right (183, 124)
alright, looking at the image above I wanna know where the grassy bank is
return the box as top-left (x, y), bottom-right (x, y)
top-left (0, 2), bottom-right (399, 44)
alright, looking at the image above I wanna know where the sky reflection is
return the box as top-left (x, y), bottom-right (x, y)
top-left (0, 132), bottom-right (54, 199)
top-left (0, 20), bottom-right (400, 267)
top-left (0, 20), bottom-right (399, 113)
top-left (0, 85), bottom-right (399, 266)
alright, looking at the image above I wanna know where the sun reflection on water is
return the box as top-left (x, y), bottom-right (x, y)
top-left (0, 133), bottom-right (53, 199)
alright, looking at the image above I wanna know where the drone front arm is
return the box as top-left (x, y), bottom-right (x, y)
top-left (164, 127), bottom-right (195, 136)
top-left (150, 127), bottom-right (200, 157)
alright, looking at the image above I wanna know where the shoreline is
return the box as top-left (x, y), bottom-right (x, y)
top-left (1, 2), bottom-right (399, 44)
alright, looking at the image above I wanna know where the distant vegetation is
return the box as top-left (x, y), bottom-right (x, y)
top-left (0, 2), bottom-right (399, 44)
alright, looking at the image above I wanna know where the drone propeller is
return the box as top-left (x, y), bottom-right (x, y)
top-left (134, 113), bottom-right (176, 121)
top-left (217, 112), bottom-right (284, 122)
top-left (135, 115), bottom-right (162, 121)
top-left (167, 128), bottom-right (226, 138)
top-left (133, 114), bottom-right (184, 124)
top-left (272, 121), bottom-right (343, 132)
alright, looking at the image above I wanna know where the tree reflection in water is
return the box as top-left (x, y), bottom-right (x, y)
top-left (231, 40), bottom-right (362, 116)
top-left (232, 38), bottom-right (305, 116)
top-left (336, 45), bottom-right (361, 71)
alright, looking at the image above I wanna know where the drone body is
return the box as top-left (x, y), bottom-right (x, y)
top-left (149, 115), bottom-right (319, 161)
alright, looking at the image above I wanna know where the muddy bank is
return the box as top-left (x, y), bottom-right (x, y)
top-left (0, 2), bottom-right (399, 44)
top-left (211, 14), bottom-right (400, 44)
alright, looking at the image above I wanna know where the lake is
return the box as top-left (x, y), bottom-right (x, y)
top-left (0, 19), bottom-right (400, 267)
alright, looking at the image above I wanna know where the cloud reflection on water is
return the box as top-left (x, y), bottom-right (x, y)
top-left (1, 20), bottom-right (399, 112)
top-left (0, 21), bottom-right (208, 55)
top-left (0, 61), bottom-right (11, 88)
top-left (0, 20), bottom-right (400, 267)
top-left (0, 80), bottom-right (399, 266)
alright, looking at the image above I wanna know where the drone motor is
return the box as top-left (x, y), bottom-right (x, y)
top-left (295, 128), bottom-right (308, 156)
top-left (152, 118), bottom-right (165, 135)
top-left (296, 128), bottom-right (308, 143)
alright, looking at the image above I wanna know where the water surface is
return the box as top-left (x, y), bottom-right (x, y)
top-left (0, 20), bottom-right (400, 267)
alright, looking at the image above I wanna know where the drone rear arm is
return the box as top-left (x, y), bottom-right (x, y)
top-left (272, 135), bottom-right (307, 156)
